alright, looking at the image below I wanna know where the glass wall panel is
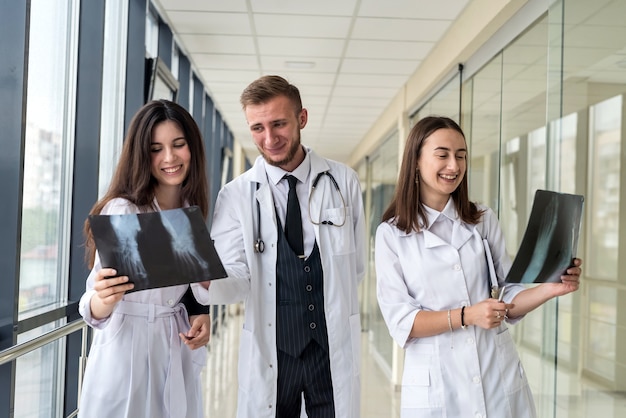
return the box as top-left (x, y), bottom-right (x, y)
top-left (356, 160), bottom-right (370, 330)
top-left (145, 7), bottom-right (158, 58)
top-left (16, 1), bottom-right (77, 415)
top-left (582, 96), bottom-right (622, 385)
top-left (558, 0), bottom-right (626, 397)
top-left (99, 0), bottom-right (128, 197)
top-left (364, 0), bottom-right (626, 414)
top-left (587, 96), bottom-right (621, 281)
top-left (366, 133), bottom-right (398, 373)
top-left (501, 135), bottom-right (519, 252)
top-left (586, 285), bottom-right (617, 380)
top-left (552, 113), bottom-right (578, 194)
top-left (464, 54), bottom-right (503, 213)
top-left (527, 126), bottom-right (547, 197)
top-left (171, 43), bottom-right (180, 79)
top-left (19, 0), bottom-right (76, 317)
top-left (499, 14), bottom-right (561, 416)
top-left (413, 72), bottom-right (461, 123)
top-left (14, 321), bottom-right (66, 418)
top-left (499, 17), bottom-right (549, 253)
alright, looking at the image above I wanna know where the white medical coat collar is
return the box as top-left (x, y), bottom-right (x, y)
top-left (422, 198), bottom-right (458, 226)
top-left (421, 198), bottom-right (473, 249)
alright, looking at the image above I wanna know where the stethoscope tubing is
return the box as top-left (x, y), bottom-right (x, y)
top-left (254, 171), bottom-right (346, 253)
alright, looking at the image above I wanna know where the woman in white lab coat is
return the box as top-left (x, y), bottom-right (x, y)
top-left (374, 116), bottom-right (582, 418)
top-left (78, 100), bottom-right (212, 418)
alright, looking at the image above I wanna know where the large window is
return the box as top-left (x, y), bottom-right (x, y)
top-left (586, 96), bottom-right (621, 281)
top-left (19, 0), bottom-right (77, 318)
top-left (16, 2), bottom-right (78, 416)
top-left (99, 0), bottom-right (128, 197)
top-left (14, 322), bottom-right (66, 418)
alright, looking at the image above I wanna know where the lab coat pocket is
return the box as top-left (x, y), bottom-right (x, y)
top-left (190, 345), bottom-right (208, 376)
top-left (91, 312), bottom-right (127, 347)
top-left (401, 343), bottom-right (441, 408)
top-left (322, 207), bottom-right (354, 255)
top-left (495, 327), bottom-right (528, 394)
top-left (83, 315), bottom-right (134, 396)
top-left (401, 367), bottom-right (431, 408)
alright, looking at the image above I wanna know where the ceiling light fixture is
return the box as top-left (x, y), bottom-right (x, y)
top-left (285, 60), bottom-right (316, 69)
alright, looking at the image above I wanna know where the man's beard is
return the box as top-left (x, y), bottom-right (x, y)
top-left (259, 134), bottom-right (301, 168)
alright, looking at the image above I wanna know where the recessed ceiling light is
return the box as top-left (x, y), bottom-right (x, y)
top-left (285, 61), bottom-right (316, 69)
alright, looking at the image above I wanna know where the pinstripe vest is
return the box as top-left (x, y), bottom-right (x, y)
top-left (276, 217), bottom-right (329, 357)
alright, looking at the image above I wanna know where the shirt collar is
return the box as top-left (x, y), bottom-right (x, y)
top-left (423, 198), bottom-right (458, 229)
top-left (441, 198), bottom-right (459, 222)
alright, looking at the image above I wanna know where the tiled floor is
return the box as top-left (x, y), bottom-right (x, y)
top-left (201, 310), bottom-right (626, 418)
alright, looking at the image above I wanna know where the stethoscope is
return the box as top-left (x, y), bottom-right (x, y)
top-left (254, 171), bottom-right (347, 253)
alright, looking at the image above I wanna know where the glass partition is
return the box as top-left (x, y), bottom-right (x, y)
top-left (463, 54), bottom-right (503, 213)
top-left (586, 96), bottom-right (621, 281)
top-left (360, 1), bottom-right (626, 415)
top-left (413, 72), bottom-right (461, 122)
top-left (16, 1), bottom-right (78, 416)
top-left (558, 0), bottom-right (626, 403)
top-left (99, 0), bottom-right (128, 197)
top-left (356, 160), bottom-right (370, 330)
top-left (14, 321), bottom-right (67, 418)
top-left (19, 0), bottom-right (76, 319)
top-left (463, 23), bottom-right (564, 405)
top-left (365, 132), bottom-right (399, 375)
top-left (462, 0), bottom-right (626, 414)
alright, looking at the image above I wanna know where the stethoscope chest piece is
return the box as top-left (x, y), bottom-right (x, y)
top-left (254, 238), bottom-right (265, 253)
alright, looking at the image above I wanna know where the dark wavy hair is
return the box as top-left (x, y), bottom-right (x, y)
top-left (83, 99), bottom-right (209, 267)
top-left (382, 115), bottom-right (484, 233)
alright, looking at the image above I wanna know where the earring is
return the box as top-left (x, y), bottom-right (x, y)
top-left (415, 169), bottom-right (419, 184)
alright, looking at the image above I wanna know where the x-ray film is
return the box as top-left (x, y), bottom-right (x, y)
top-left (88, 206), bottom-right (227, 292)
top-left (505, 190), bottom-right (584, 284)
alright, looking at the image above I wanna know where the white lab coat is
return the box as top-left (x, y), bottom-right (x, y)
top-left (78, 198), bottom-right (210, 418)
top-left (208, 149), bottom-right (366, 418)
top-left (375, 200), bottom-right (535, 418)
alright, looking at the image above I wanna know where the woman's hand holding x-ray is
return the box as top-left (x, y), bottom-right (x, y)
top-left (90, 268), bottom-right (134, 320)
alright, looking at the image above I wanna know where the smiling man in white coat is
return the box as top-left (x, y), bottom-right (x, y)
top-left (207, 75), bottom-right (366, 418)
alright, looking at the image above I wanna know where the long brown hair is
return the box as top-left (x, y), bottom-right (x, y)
top-left (83, 99), bottom-right (209, 267)
top-left (382, 115), bottom-right (484, 234)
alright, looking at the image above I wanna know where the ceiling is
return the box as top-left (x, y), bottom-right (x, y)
top-left (153, 0), bottom-right (471, 163)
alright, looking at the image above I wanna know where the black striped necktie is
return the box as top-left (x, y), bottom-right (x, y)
top-left (284, 175), bottom-right (304, 257)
